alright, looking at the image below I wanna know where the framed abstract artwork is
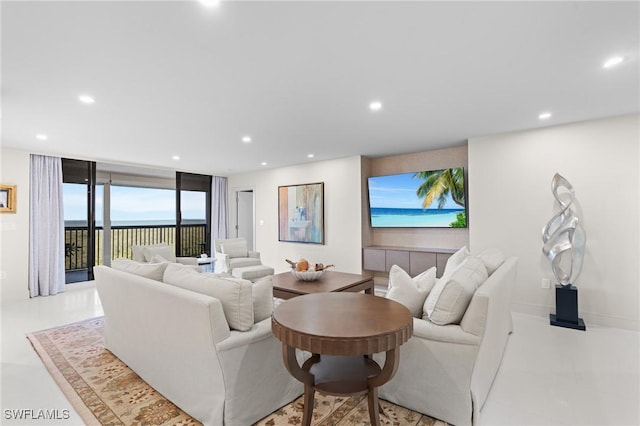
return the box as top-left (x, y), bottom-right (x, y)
top-left (278, 182), bottom-right (324, 244)
top-left (0, 184), bottom-right (16, 213)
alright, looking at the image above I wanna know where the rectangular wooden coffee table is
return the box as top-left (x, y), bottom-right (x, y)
top-left (273, 270), bottom-right (374, 300)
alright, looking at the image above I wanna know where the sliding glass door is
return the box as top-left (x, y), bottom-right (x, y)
top-left (62, 158), bottom-right (96, 283)
top-left (63, 161), bottom-right (213, 279)
top-left (176, 172), bottom-right (212, 257)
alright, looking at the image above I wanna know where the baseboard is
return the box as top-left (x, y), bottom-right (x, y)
top-left (511, 301), bottom-right (639, 332)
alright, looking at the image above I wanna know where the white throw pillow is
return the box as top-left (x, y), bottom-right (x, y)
top-left (142, 244), bottom-right (177, 263)
top-left (111, 258), bottom-right (168, 281)
top-left (131, 243), bottom-right (167, 263)
top-left (443, 246), bottom-right (470, 277)
top-left (423, 256), bottom-right (488, 325)
top-left (386, 265), bottom-right (437, 318)
top-left (220, 239), bottom-right (248, 259)
top-left (149, 254), bottom-right (170, 263)
top-left (477, 248), bottom-right (505, 276)
top-left (163, 263), bottom-right (254, 331)
top-left (252, 276), bottom-right (274, 323)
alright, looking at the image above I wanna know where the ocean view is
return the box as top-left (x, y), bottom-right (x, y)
top-left (370, 207), bottom-right (464, 228)
top-left (64, 219), bottom-right (205, 228)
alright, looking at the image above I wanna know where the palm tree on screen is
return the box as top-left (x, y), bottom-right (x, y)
top-left (414, 168), bottom-right (465, 209)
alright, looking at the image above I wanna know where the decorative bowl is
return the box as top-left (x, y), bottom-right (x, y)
top-left (291, 268), bottom-right (324, 281)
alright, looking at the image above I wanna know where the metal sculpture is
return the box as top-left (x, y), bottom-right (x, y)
top-left (542, 173), bottom-right (586, 286)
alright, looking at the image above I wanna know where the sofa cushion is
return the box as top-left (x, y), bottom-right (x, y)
top-left (131, 243), bottom-right (168, 263)
top-left (142, 244), bottom-right (176, 263)
top-left (423, 256), bottom-right (488, 325)
top-left (220, 239), bottom-right (248, 258)
top-left (477, 248), bottom-right (505, 276)
top-left (229, 257), bottom-right (262, 269)
top-left (252, 276), bottom-right (274, 322)
top-left (443, 246), bottom-right (470, 276)
top-left (111, 258), bottom-right (168, 281)
top-left (232, 265), bottom-right (274, 281)
top-left (386, 265), bottom-right (437, 318)
top-left (163, 263), bottom-right (254, 331)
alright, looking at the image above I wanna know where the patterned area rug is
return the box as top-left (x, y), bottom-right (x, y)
top-left (255, 394), bottom-right (444, 426)
top-left (27, 317), bottom-right (444, 426)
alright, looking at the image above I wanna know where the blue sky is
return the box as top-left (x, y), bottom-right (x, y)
top-left (368, 172), bottom-right (459, 209)
top-left (63, 184), bottom-right (206, 222)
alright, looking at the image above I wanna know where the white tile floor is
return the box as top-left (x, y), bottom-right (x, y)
top-left (1, 282), bottom-right (638, 426)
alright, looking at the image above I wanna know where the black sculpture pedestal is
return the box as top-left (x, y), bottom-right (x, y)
top-left (550, 284), bottom-right (586, 331)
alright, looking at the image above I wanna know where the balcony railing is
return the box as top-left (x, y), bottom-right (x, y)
top-left (65, 223), bottom-right (207, 272)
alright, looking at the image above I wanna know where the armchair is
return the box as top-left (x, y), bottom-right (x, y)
top-left (213, 238), bottom-right (262, 273)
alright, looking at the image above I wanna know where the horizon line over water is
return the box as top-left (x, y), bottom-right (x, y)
top-left (65, 219), bottom-right (205, 227)
top-left (370, 207), bottom-right (464, 228)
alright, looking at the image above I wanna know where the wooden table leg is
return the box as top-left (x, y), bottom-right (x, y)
top-left (282, 345), bottom-right (316, 426)
top-left (368, 348), bottom-right (399, 388)
top-left (366, 348), bottom-right (400, 426)
top-left (302, 383), bottom-right (315, 426)
top-left (365, 279), bottom-right (374, 295)
top-left (367, 386), bottom-right (380, 426)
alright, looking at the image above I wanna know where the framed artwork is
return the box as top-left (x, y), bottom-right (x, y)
top-left (0, 184), bottom-right (16, 213)
top-left (278, 182), bottom-right (324, 244)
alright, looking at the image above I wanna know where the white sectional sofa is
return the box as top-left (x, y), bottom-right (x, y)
top-left (94, 262), bottom-right (302, 426)
top-left (376, 248), bottom-right (517, 426)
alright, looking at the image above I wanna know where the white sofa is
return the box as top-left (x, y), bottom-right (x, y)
top-left (94, 262), bottom-right (302, 425)
top-left (375, 249), bottom-right (517, 426)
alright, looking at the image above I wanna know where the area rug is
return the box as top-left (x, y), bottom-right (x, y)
top-left (27, 317), bottom-right (445, 426)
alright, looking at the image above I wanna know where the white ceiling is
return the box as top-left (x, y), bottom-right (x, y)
top-left (2, 1), bottom-right (639, 176)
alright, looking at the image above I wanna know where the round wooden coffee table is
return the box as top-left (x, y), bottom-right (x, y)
top-left (271, 292), bottom-right (413, 426)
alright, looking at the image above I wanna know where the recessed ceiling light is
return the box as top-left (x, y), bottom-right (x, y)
top-left (369, 101), bottom-right (383, 111)
top-left (538, 112), bottom-right (552, 120)
top-left (307, 154), bottom-right (315, 158)
top-left (36, 133), bottom-right (48, 140)
top-left (78, 94), bottom-right (95, 104)
top-left (261, 162), bottom-right (267, 166)
top-left (199, 0), bottom-right (221, 8)
top-left (172, 155), bottom-right (180, 161)
top-left (603, 56), bottom-right (624, 69)
top-left (242, 136), bottom-right (252, 143)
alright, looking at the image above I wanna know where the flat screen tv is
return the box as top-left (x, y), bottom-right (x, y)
top-left (367, 167), bottom-right (467, 228)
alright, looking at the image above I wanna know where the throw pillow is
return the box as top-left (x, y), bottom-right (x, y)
top-left (220, 239), bottom-right (248, 259)
top-left (149, 254), bottom-right (170, 264)
top-left (252, 276), bottom-right (274, 323)
top-left (131, 243), bottom-right (167, 263)
top-left (386, 265), bottom-right (437, 318)
top-left (477, 248), bottom-right (505, 276)
top-left (142, 244), bottom-right (176, 263)
top-left (423, 256), bottom-right (488, 325)
top-left (111, 258), bottom-right (168, 281)
top-left (163, 263), bottom-right (254, 331)
top-left (442, 246), bottom-right (470, 277)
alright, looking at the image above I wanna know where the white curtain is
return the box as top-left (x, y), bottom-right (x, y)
top-left (29, 155), bottom-right (65, 297)
top-left (211, 176), bottom-right (228, 253)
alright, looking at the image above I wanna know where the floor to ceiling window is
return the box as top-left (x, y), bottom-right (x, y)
top-left (176, 172), bottom-right (212, 257)
top-left (62, 162), bottom-right (213, 282)
top-left (62, 158), bottom-right (96, 283)
top-left (107, 185), bottom-right (177, 260)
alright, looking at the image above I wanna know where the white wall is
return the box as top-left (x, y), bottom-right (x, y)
top-left (469, 114), bottom-right (639, 330)
top-left (0, 149), bottom-right (31, 302)
top-left (227, 156), bottom-right (364, 274)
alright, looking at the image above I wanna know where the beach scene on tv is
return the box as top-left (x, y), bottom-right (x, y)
top-left (367, 167), bottom-right (467, 228)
